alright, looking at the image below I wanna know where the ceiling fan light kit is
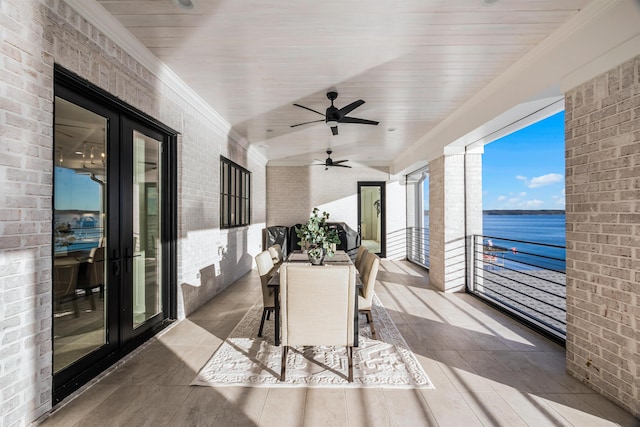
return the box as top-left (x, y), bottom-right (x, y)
top-left (291, 91), bottom-right (379, 136)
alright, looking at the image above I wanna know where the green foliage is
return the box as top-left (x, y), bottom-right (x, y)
top-left (295, 208), bottom-right (340, 258)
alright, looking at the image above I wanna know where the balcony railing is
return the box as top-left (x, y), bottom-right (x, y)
top-left (406, 227), bottom-right (429, 268)
top-left (469, 235), bottom-right (566, 342)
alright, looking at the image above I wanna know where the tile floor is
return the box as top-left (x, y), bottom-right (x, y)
top-left (40, 260), bottom-right (638, 427)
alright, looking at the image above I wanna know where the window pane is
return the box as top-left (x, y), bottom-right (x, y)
top-left (132, 130), bottom-right (162, 329)
top-left (220, 157), bottom-right (250, 228)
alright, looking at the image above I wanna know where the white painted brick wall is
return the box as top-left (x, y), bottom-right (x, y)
top-left (0, 0), bottom-right (266, 424)
top-left (429, 153), bottom-right (482, 292)
top-left (565, 54), bottom-right (640, 417)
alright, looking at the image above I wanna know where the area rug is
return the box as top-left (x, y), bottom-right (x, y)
top-left (191, 294), bottom-right (434, 388)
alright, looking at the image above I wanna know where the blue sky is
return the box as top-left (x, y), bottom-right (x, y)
top-left (55, 166), bottom-right (101, 211)
top-left (482, 111), bottom-right (565, 210)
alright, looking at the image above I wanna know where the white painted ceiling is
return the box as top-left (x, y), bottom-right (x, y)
top-left (94, 0), bottom-right (592, 168)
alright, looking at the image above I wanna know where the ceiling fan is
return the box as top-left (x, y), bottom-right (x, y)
top-left (313, 150), bottom-right (352, 170)
top-left (291, 91), bottom-right (379, 136)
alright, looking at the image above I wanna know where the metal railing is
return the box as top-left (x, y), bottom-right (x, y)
top-left (469, 235), bottom-right (566, 341)
top-left (406, 227), bottom-right (430, 268)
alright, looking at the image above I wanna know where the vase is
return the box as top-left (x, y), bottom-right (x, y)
top-left (308, 247), bottom-right (324, 265)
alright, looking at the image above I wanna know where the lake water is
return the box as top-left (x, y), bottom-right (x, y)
top-left (482, 214), bottom-right (566, 271)
top-left (483, 214), bottom-right (566, 247)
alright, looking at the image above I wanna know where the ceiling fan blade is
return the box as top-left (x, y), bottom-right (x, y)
top-left (290, 119), bottom-right (324, 128)
top-left (334, 164), bottom-right (352, 168)
top-left (332, 159), bottom-right (349, 164)
top-left (330, 126), bottom-right (338, 136)
top-left (293, 103), bottom-right (325, 117)
top-left (338, 116), bottom-right (379, 126)
top-left (338, 99), bottom-right (364, 116)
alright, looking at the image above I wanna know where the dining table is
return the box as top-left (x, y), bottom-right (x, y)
top-left (267, 250), bottom-right (362, 346)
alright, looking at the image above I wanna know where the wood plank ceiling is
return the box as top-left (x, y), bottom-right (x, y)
top-left (96, 0), bottom-right (590, 167)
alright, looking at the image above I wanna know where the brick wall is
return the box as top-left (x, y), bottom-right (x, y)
top-left (565, 54), bottom-right (640, 417)
top-left (0, 0), bottom-right (265, 424)
top-left (266, 165), bottom-right (406, 259)
top-left (429, 154), bottom-right (476, 292)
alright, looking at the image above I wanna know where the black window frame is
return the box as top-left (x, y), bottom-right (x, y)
top-left (220, 156), bottom-right (251, 228)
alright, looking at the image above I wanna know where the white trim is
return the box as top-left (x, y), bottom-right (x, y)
top-left (561, 34), bottom-right (640, 91)
top-left (247, 145), bottom-right (269, 166)
top-left (64, 0), bottom-right (249, 150)
top-left (474, 97), bottom-right (564, 148)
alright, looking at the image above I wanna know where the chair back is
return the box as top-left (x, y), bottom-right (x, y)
top-left (354, 245), bottom-right (369, 272)
top-left (255, 251), bottom-right (276, 306)
top-left (77, 246), bottom-right (105, 289)
top-left (268, 244), bottom-right (283, 266)
top-left (280, 264), bottom-right (356, 347)
top-left (359, 252), bottom-right (380, 308)
top-left (54, 262), bottom-right (79, 299)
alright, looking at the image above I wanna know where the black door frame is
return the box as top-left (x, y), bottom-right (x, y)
top-left (357, 181), bottom-right (386, 258)
top-left (53, 66), bottom-right (178, 403)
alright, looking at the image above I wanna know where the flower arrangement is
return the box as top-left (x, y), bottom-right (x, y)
top-left (295, 208), bottom-right (341, 263)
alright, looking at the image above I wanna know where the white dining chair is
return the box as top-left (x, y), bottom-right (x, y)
top-left (358, 252), bottom-right (380, 340)
top-left (279, 263), bottom-right (356, 382)
top-left (354, 245), bottom-right (368, 273)
top-left (267, 243), bottom-right (284, 268)
top-left (255, 251), bottom-right (276, 337)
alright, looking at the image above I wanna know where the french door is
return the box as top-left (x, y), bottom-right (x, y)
top-left (357, 182), bottom-right (386, 257)
top-left (53, 68), bottom-right (176, 402)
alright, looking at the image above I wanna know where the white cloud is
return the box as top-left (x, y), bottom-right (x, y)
top-left (497, 195), bottom-right (506, 201)
top-left (516, 175), bottom-right (528, 181)
top-left (553, 188), bottom-right (566, 208)
top-left (518, 192), bottom-right (527, 197)
top-left (525, 199), bottom-right (544, 208)
top-left (528, 173), bottom-right (563, 188)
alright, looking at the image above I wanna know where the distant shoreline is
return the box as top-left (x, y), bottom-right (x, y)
top-left (423, 210), bottom-right (565, 216)
top-left (483, 210), bottom-right (565, 215)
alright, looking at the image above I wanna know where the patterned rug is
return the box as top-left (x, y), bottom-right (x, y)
top-left (192, 294), bottom-right (434, 388)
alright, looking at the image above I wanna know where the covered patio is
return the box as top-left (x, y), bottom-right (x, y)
top-left (40, 260), bottom-right (637, 426)
top-left (1, 0), bottom-right (640, 425)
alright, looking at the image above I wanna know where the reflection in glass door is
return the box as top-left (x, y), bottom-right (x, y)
top-left (53, 97), bottom-right (108, 373)
top-left (132, 130), bottom-right (162, 328)
top-left (358, 182), bottom-right (386, 257)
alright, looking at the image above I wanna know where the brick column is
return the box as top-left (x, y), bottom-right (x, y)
top-left (429, 150), bottom-right (482, 292)
top-left (565, 54), bottom-right (640, 417)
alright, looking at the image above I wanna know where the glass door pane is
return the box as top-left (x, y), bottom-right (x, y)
top-left (53, 97), bottom-right (108, 373)
top-left (358, 182), bottom-right (386, 257)
top-left (360, 187), bottom-right (381, 253)
top-left (132, 131), bottom-right (162, 328)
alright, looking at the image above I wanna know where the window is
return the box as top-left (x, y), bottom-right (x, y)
top-left (220, 156), bottom-right (251, 228)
